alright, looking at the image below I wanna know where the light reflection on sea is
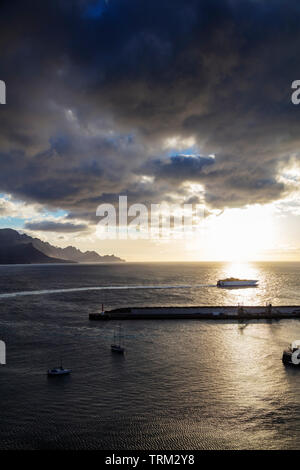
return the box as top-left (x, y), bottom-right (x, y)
top-left (0, 262), bottom-right (300, 449)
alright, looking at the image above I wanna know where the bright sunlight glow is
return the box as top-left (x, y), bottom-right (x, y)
top-left (198, 205), bottom-right (276, 262)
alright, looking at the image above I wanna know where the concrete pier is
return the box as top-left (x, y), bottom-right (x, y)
top-left (89, 305), bottom-right (300, 320)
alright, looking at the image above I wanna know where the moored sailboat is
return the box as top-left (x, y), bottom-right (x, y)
top-left (47, 359), bottom-right (71, 376)
top-left (111, 324), bottom-right (125, 354)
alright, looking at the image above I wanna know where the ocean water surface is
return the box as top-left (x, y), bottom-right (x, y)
top-left (1, 261), bottom-right (300, 449)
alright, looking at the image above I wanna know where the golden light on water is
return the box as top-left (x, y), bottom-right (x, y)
top-left (223, 261), bottom-right (259, 280)
top-left (221, 261), bottom-right (262, 305)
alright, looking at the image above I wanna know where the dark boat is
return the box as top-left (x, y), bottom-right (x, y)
top-left (47, 362), bottom-right (71, 376)
top-left (282, 340), bottom-right (300, 366)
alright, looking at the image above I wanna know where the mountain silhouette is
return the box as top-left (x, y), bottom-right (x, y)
top-left (0, 229), bottom-right (124, 264)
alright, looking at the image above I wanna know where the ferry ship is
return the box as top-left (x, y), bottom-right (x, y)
top-left (217, 278), bottom-right (258, 287)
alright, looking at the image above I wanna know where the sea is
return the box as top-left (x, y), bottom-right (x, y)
top-left (1, 261), bottom-right (300, 450)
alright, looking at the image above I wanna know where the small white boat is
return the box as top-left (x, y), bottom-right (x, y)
top-left (217, 278), bottom-right (258, 288)
top-left (282, 340), bottom-right (300, 367)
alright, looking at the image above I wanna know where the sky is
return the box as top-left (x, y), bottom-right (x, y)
top-left (0, 0), bottom-right (300, 261)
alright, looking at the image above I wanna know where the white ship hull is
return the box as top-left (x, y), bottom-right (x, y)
top-left (217, 279), bottom-right (258, 287)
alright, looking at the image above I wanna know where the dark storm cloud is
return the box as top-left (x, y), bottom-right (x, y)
top-left (142, 155), bottom-right (215, 181)
top-left (0, 0), bottom-right (300, 217)
top-left (143, 153), bottom-right (287, 207)
top-left (24, 220), bottom-right (88, 232)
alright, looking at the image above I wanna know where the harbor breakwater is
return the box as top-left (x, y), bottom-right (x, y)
top-left (89, 305), bottom-right (300, 320)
